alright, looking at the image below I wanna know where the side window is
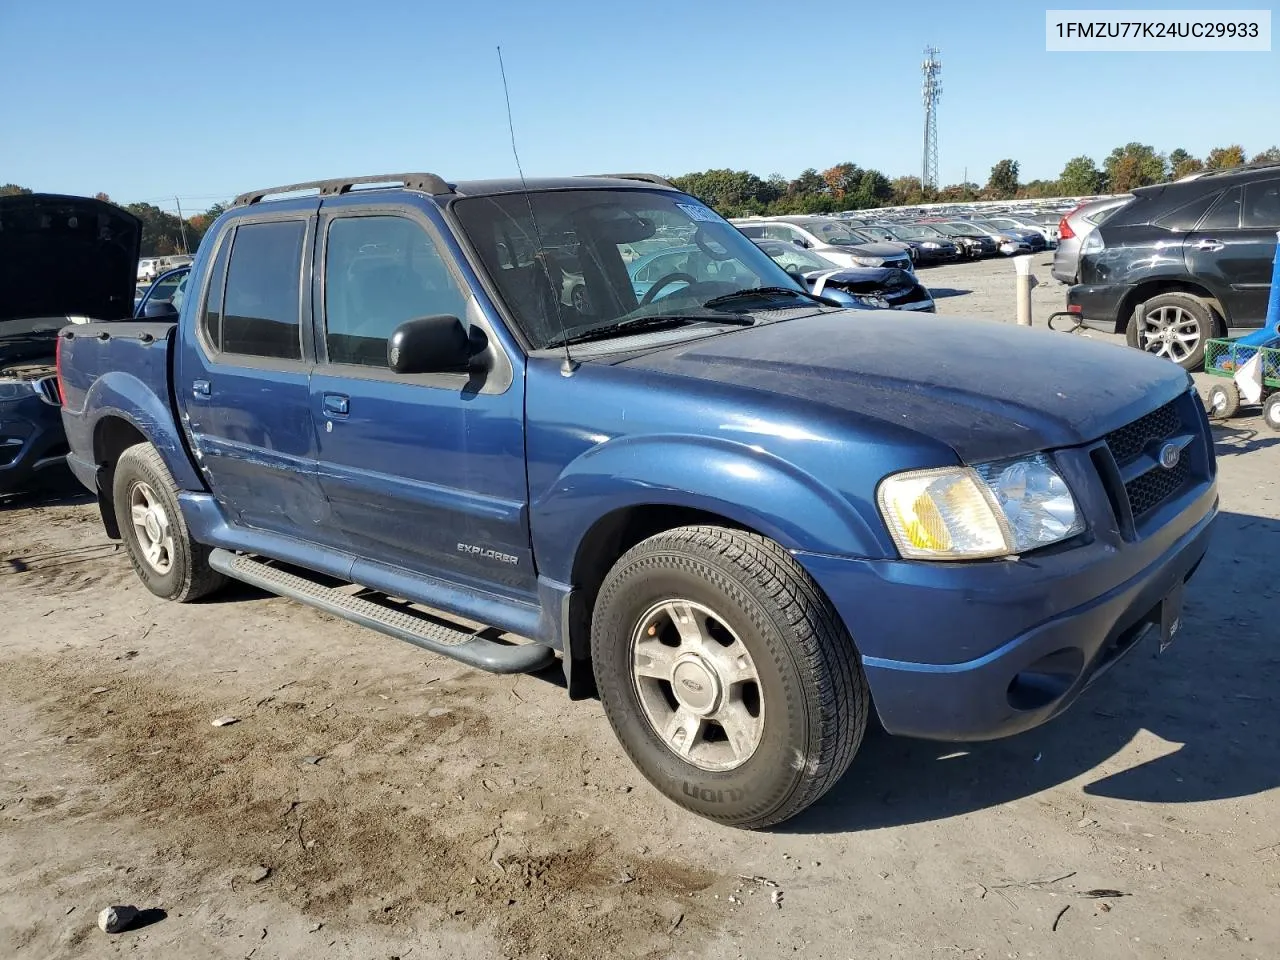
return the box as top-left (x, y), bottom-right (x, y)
top-left (1197, 186), bottom-right (1242, 231)
top-left (763, 224), bottom-right (795, 243)
top-left (1153, 192), bottom-right (1219, 231)
top-left (201, 231), bottom-right (232, 351)
top-left (222, 220), bottom-right (307, 360)
top-left (1242, 178), bottom-right (1280, 229)
top-left (324, 215), bottom-right (469, 368)
top-left (736, 224), bottom-right (766, 238)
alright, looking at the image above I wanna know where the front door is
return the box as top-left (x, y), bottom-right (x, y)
top-left (176, 205), bottom-right (325, 536)
top-left (307, 201), bottom-right (534, 598)
top-left (1185, 180), bottom-right (1280, 327)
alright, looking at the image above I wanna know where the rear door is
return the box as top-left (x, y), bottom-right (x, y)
top-left (307, 199), bottom-right (534, 598)
top-left (1184, 182), bottom-right (1279, 326)
top-left (176, 203), bottom-right (326, 535)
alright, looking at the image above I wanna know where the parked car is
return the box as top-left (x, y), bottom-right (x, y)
top-left (136, 258), bottom-right (162, 283)
top-left (949, 221), bottom-right (1032, 255)
top-left (731, 216), bottom-right (914, 272)
top-left (58, 171), bottom-right (1216, 829)
top-left (858, 224), bottom-right (961, 265)
top-left (0, 193), bottom-right (141, 495)
top-left (927, 221), bottom-right (1000, 258)
top-left (974, 220), bottom-right (1047, 253)
top-left (1051, 196), bottom-right (1131, 285)
top-left (1069, 163), bottom-right (1280, 369)
top-left (981, 215), bottom-right (1058, 248)
top-left (751, 239), bottom-right (935, 311)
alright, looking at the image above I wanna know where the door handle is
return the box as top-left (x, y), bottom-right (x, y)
top-left (322, 393), bottom-right (350, 417)
top-left (1193, 238), bottom-right (1224, 251)
top-left (192, 380), bottom-right (211, 398)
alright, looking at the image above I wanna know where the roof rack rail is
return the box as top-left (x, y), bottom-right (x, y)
top-left (1178, 158), bottom-right (1280, 182)
top-left (580, 173), bottom-right (677, 190)
top-left (232, 172), bottom-right (453, 207)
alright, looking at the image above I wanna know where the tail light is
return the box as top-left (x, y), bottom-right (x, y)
top-left (55, 333), bottom-right (66, 404)
top-left (1058, 216), bottom-right (1075, 241)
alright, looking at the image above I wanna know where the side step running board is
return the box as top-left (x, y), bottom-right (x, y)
top-left (208, 549), bottom-right (557, 674)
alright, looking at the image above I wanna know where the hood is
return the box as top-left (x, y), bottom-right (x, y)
top-left (616, 311), bottom-right (1189, 462)
top-left (821, 241), bottom-right (907, 259)
top-left (0, 194), bottom-right (141, 325)
top-left (801, 266), bottom-right (911, 294)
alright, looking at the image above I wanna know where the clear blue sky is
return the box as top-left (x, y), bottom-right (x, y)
top-left (2, 0), bottom-right (1276, 213)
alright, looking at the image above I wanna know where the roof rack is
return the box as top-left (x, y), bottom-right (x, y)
top-left (231, 172), bottom-right (453, 207)
top-left (1177, 158), bottom-right (1280, 183)
top-left (580, 173), bottom-right (677, 190)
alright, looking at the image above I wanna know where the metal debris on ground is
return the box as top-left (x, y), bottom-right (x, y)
top-left (211, 715), bottom-right (240, 727)
top-left (1079, 888), bottom-right (1127, 899)
top-left (770, 890), bottom-right (784, 908)
top-left (97, 905), bottom-right (139, 933)
top-left (1052, 904), bottom-right (1070, 931)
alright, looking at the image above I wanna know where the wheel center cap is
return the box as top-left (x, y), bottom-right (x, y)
top-left (671, 656), bottom-right (720, 715)
top-left (144, 512), bottom-right (161, 542)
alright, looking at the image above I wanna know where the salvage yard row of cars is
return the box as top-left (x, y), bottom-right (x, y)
top-left (4, 175), bottom-right (1218, 830)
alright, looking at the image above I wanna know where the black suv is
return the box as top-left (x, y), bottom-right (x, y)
top-left (1069, 163), bottom-right (1280, 370)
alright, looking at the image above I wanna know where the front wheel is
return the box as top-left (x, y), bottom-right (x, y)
top-left (112, 443), bottom-right (225, 602)
top-left (590, 525), bottom-right (869, 829)
top-left (1205, 382), bottom-right (1240, 420)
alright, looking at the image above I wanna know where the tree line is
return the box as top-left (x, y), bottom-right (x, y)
top-left (669, 142), bottom-right (1280, 218)
top-left (6, 139), bottom-right (1280, 247)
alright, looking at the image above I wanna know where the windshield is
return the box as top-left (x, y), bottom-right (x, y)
top-left (891, 225), bottom-right (943, 239)
top-left (857, 226), bottom-right (898, 242)
top-left (453, 189), bottom-right (805, 349)
top-left (796, 219), bottom-right (864, 246)
top-left (754, 241), bottom-right (834, 272)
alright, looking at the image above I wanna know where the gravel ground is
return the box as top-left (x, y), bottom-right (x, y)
top-left (2, 257), bottom-right (1278, 959)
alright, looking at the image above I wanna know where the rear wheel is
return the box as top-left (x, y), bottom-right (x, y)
top-left (591, 525), bottom-right (869, 829)
top-left (1126, 292), bottom-right (1215, 370)
top-left (1205, 382), bottom-right (1241, 420)
top-left (112, 443), bottom-right (225, 602)
top-left (1263, 393), bottom-right (1280, 433)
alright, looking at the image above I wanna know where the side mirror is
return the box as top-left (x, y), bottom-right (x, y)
top-left (388, 315), bottom-right (472, 375)
top-left (141, 298), bottom-right (179, 319)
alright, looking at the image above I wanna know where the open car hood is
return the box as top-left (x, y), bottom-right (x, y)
top-left (0, 194), bottom-right (141, 324)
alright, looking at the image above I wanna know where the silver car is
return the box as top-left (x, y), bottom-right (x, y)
top-left (1051, 196), bottom-right (1130, 284)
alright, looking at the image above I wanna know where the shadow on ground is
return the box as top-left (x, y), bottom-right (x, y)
top-left (924, 287), bottom-right (971, 299)
top-left (786, 509), bottom-right (1280, 834)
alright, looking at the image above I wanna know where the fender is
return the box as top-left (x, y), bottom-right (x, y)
top-left (531, 433), bottom-right (893, 585)
top-left (82, 370), bottom-right (205, 491)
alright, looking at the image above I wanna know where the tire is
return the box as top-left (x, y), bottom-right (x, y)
top-left (590, 525), bottom-right (869, 829)
top-left (1126, 292), bottom-right (1215, 371)
top-left (1263, 393), bottom-right (1280, 433)
top-left (1205, 382), bottom-right (1241, 420)
top-left (112, 443), bottom-right (225, 602)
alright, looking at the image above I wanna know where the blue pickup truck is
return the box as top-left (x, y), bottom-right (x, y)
top-left (57, 173), bottom-right (1217, 828)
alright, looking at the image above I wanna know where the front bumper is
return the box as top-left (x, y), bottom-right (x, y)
top-left (0, 396), bottom-right (69, 495)
top-left (1067, 281), bottom-right (1134, 331)
top-left (797, 471), bottom-right (1217, 742)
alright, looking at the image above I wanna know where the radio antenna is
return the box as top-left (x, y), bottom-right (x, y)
top-left (497, 46), bottom-right (577, 375)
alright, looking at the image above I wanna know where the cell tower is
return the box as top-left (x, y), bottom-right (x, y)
top-left (921, 46), bottom-right (942, 193)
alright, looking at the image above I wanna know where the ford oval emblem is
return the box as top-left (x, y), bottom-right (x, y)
top-left (1158, 442), bottom-right (1182, 470)
top-left (680, 678), bottom-right (704, 693)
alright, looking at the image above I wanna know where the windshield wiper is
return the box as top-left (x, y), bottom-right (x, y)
top-left (547, 313), bottom-right (754, 349)
top-left (702, 286), bottom-right (837, 309)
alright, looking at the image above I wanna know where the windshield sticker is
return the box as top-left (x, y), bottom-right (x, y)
top-left (676, 202), bottom-right (721, 223)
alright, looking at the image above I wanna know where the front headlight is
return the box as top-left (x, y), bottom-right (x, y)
top-left (921, 241), bottom-right (940, 249)
top-left (0, 378), bottom-right (37, 402)
top-left (852, 256), bottom-right (883, 267)
top-left (877, 455), bottom-right (1084, 560)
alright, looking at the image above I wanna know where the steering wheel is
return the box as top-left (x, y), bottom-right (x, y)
top-left (640, 272), bottom-right (697, 306)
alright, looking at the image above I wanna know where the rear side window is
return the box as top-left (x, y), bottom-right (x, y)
top-left (323, 215), bottom-right (468, 368)
top-left (221, 220), bottom-right (307, 360)
top-left (1198, 187), bottom-right (1242, 231)
top-left (736, 224), bottom-right (765, 238)
top-left (1242, 178), bottom-right (1280, 228)
top-left (1153, 192), bottom-right (1218, 231)
top-left (200, 233), bottom-right (232, 349)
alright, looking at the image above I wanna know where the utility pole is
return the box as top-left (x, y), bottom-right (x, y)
top-left (921, 46), bottom-right (942, 194)
top-left (174, 196), bottom-right (189, 255)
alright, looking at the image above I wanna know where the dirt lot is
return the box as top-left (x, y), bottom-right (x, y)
top-left (3, 256), bottom-right (1278, 959)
